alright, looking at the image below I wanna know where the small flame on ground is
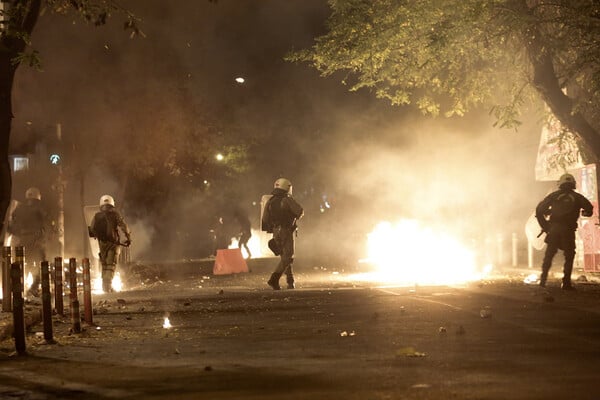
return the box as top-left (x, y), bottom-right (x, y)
top-left (354, 219), bottom-right (482, 286)
top-left (92, 272), bottom-right (124, 294)
top-left (163, 317), bottom-right (172, 329)
top-left (523, 273), bottom-right (539, 285)
top-left (25, 272), bottom-right (33, 291)
top-left (112, 272), bottom-right (123, 292)
top-left (92, 277), bottom-right (103, 294)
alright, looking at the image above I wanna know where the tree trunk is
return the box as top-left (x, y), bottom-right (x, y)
top-left (0, 0), bottom-right (42, 242)
top-left (520, 0), bottom-right (600, 161)
top-left (0, 57), bottom-right (16, 243)
top-left (527, 46), bottom-right (600, 161)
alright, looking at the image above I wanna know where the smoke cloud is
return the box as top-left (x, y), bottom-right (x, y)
top-left (9, 1), bottom-right (551, 267)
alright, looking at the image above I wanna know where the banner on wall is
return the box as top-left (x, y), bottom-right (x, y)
top-left (534, 114), bottom-right (585, 181)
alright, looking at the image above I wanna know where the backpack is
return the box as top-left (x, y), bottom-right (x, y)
top-left (262, 195), bottom-right (284, 233)
top-left (551, 192), bottom-right (576, 218)
top-left (91, 210), bottom-right (117, 242)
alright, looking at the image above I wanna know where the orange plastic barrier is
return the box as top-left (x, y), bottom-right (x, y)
top-left (213, 248), bottom-right (249, 275)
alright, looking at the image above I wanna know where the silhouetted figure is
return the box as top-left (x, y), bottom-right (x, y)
top-left (233, 208), bottom-right (252, 258)
top-left (535, 173), bottom-right (593, 290)
top-left (262, 178), bottom-right (304, 290)
top-left (212, 216), bottom-right (230, 256)
top-left (8, 187), bottom-right (48, 297)
top-left (89, 194), bottom-right (132, 292)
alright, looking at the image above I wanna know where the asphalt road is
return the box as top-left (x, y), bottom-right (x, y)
top-left (1, 264), bottom-right (599, 400)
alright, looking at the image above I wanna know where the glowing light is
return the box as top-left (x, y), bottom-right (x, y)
top-left (49, 154), bottom-right (61, 165)
top-left (163, 317), bottom-right (172, 329)
top-left (215, 153), bottom-right (224, 161)
top-left (112, 272), bottom-right (123, 292)
top-left (92, 277), bottom-right (103, 294)
top-left (354, 219), bottom-right (481, 286)
top-left (229, 229), bottom-right (263, 259)
top-left (235, 77), bottom-right (245, 83)
top-left (523, 273), bottom-right (539, 285)
top-left (91, 272), bottom-right (123, 294)
top-left (482, 264), bottom-right (494, 275)
top-left (25, 272), bottom-right (33, 291)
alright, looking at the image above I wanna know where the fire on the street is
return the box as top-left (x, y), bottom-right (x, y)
top-left (163, 316), bottom-right (172, 329)
top-left (25, 272), bottom-right (33, 291)
top-left (229, 228), bottom-right (263, 259)
top-left (355, 219), bottom-right (485, 286)
top-left (92, 272), bottom-right (124, 294)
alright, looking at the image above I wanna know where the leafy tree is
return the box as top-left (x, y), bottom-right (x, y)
top-left (289, 0), bottom-right (600, 161)
top-left (0, 0), bottom-right (141, 238)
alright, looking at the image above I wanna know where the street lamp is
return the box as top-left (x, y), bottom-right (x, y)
top-left (215, 153), bottom-right (224, 161)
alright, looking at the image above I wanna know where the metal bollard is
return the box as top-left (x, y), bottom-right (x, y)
top-left (82, 258), bottom-right (93, 325)
top-left (10, 262), bottom-right (26, 355)
top-left (41, 261), bottom-right (53, 342)
top-left (68, 258), bottom-right (77, 301)
top-left (54, 257), bottom-right (64, 315)
top-left (14, 246), bottom-right (24, 279)
top-left (68, 258), bottom-right (81, 333)
top-left (2, 246), bottom-right (11, 312)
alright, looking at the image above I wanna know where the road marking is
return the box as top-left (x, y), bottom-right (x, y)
top-left (377, 287), bottom-right (599, 346)
top-left (0, 366), bottom-right (138, 398)
top-left (377, 287), bottom-right (464, 311)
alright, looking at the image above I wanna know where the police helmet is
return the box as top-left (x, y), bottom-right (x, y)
top-left (274, 178), bottom-right (292, 194)
top-left (558, 173), bottom-right (576, 189)
top-left (25, 187), bottom-right (41, 200)
top-left (99, 194), bottom-right (115, 207)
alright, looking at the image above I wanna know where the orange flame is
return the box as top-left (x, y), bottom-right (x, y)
top-left (356, 219), bottom-right (483, 286)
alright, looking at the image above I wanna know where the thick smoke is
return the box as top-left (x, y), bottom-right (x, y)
top-left (295, 110), bottom-right (550, 268)
top-left (9, 1), bottom-right (551, 267)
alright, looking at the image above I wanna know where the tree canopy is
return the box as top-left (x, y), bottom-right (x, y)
top-left (289, 0), bottom-right (600, 161)
top-left (1, 1), bottom-right (252, 245)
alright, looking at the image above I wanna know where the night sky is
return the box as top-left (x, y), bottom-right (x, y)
top-left (9, 1), bottom-right (550, 262)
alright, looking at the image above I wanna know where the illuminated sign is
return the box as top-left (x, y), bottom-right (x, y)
top-left (49, 154), bottom-right (61, 165)
top-left (12, 156), bottom-right (29, 171)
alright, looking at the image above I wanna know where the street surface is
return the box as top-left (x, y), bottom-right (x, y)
top-left (1, 261), bottom-right (599, 399)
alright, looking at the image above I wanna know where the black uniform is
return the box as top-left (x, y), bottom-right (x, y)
top-left (90, 204), bottom-right (131, 292)
top-left (8, 198), bottom-right (48, 295)
top-left (535, 187), bottom-right (593, 288)
top-left (262, 188), bottom-right (304, 289)
top-left (233, 209), bottom-right (252, 258)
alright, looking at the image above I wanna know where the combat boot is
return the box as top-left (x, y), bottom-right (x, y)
top-left (267, 273), bottom-right (281, 290)
top-left (539, 272), bottom-right (548, 288)
top-left (286, 275), bottom-right (295, 289)
top-left (561, 279), bottom-right (576, 291)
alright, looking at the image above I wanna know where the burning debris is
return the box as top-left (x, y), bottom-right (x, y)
top-left (228, 229), bottom-right (263, 259)
top-left (92, 272), bottom-right (124, 295)
top-left (355, 219), bottom-right (486, 286)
